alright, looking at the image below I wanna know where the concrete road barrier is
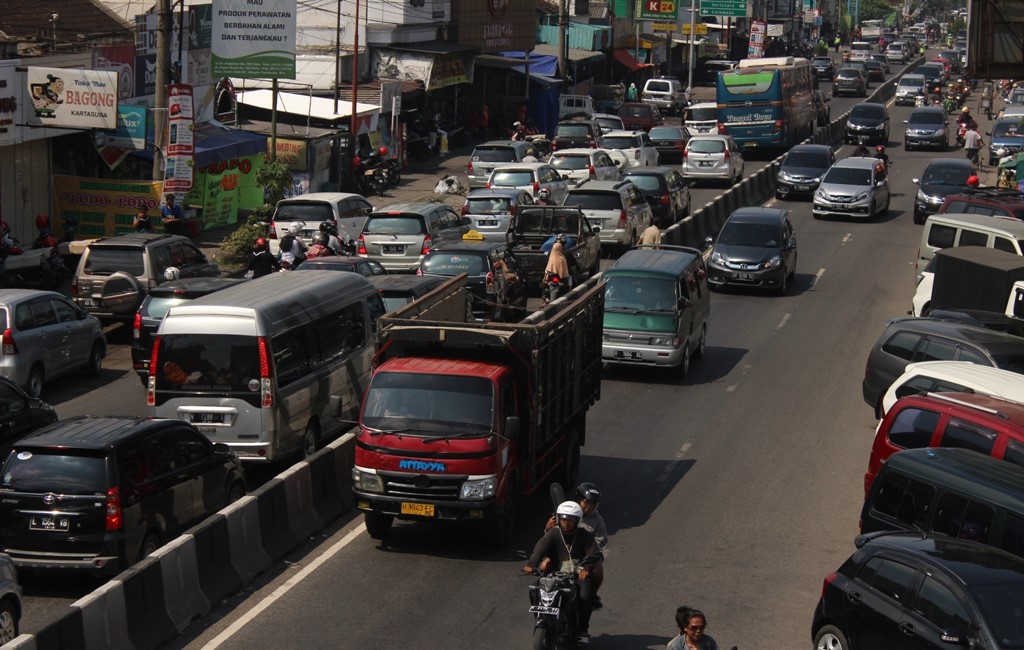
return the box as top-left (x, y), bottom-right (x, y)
top-left (189, 513), bottom-right (244, 608)
top-left (151, 535), bottom-right (211, 633)
top-left (120, 558), bottom-right (176, 649)
top-left (222, 495), bottom-right (272, 584)
top-left (72, 580), bottom-right (131, 650)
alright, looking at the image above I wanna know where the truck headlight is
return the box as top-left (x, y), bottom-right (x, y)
top-left (352, 468), bottom-right (384, 493)
top-left (461, 476), bottom-right (497, 500)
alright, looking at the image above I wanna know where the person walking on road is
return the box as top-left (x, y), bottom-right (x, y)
top-left (667, 606), bottom-right (720, 650)
top-left (963, 122), bottom-right (984, 170)
top-left (638, 217), bottom-right (663, 245)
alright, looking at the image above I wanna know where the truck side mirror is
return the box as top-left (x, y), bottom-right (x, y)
top-left (504, 416), bottom-right (520, 440)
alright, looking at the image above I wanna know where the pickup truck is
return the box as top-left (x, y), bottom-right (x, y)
top-left (506, 206), bottom-right (602, 288)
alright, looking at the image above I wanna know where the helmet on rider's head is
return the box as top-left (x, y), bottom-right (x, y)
top-left (255, 237), bottom-right (268, 251)
top-left (962, 106), bottom-right (970, 113)
top-left (876, 145), bottom-right (885, 152)
top-left (513, 121), bottom-right (522, 128)
top-left (314, 231), bottom-right (330, 246)
top-left (35, 214), bottom-right (50, 230)
top-left (556, 501), bottom-right (584, 525)
top-left (288, 223), bottom-right (302, 236)
top-left (527, 148), bottom-right (536, 156)
top-left (537, 188), bottom-right (551, 201)
top-left (319, 220), bottom-right (337, 235)
top-left (164, 266), bottom-right (180, 281)
top-left (575, 482), bottom-right (601, 505)
top-left (967, 175), bottom-right (980, 187)
top-left (378, 146), bottom-right (389, 157)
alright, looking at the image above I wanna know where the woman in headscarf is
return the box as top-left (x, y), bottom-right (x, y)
top-left (544, 240), bottom-right (571, 287)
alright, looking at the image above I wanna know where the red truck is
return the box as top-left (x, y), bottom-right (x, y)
top-left (352, 273), bottom-right (604, 545)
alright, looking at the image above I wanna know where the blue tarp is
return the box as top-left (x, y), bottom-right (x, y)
top-left (131, 122), bottom-right (268, 167)
top-left (498, 51), bottom-right (559, 77)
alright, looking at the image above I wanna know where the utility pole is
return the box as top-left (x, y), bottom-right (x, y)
top-left (686, 0), bottom-right (697, 98)
top-left (557, 0), bottom-right (568, 89)
top-left (153, 0), bottom-right (170, 181)
top-left (351, 0), bottom-right (360, 141)
top-left (334, 0), bottom-right (342, 114)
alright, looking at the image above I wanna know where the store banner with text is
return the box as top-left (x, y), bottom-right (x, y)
top-left (26, 67), bottom-right (118, 130)
top-left (164, 84), bottom-right (195, 193)
top-left (211, 0), bottom-right (297, 79)
top-left (53, 176), bottom-right (164, 238)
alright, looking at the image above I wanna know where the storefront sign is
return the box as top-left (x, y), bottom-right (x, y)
top-left (272, 138), bottom-right (307, 170)
top-left (93, 45), bottom-right (137, 100)
top-left (102, 105), bottom-right (147, 149)
top-left (0, 63), bottom-right (21, 146)
top-left (748, 20), bottom-right (766, 58)
top-left (164, 84), bottom-right (195, 192)
top-left (211, 0), bottom-right (297, 79)
top-left (190, 154), bottom-right (265, 212)
top-left (430, 58), bottom-right (469, 90)
top-left (53, 175), bottom-right (164, 237)
top-left (450, 0), bottom-right (535, 53)
top-left (26, 67), bottom-right (118, 130)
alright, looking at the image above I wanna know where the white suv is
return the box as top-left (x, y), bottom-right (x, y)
top-left (548, 149), bottom-right (620, 186)
top-left (599, 130), bottom-right (660, 169)
top-left (486, 162), bottom-right (570, 203)
top-left (641, 77), bottom-right (687, 115)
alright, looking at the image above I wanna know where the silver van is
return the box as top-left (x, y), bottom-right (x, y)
top-left (149, 271), bottom-right (385, 462)
top-left (358, 202), bottom-right (469, 272)
top-left (467, 141), bottom-right (534, 189)
top-left (918, 213), bottom-right (1024, 273)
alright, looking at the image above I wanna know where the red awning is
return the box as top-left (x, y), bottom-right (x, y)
top-left (613, 49), bottom-right (653, 71)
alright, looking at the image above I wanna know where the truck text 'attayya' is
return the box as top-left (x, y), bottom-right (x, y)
top-left (352, 273), bottom-right (604, 545)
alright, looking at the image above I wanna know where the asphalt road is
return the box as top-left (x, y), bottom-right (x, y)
top-left (19, 54), bottom-right (992, 646)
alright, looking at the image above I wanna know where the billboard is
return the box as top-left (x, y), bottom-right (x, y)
top-left (450, 0), bottom-right (536, 53)
top-left (52, 176), bottom-right (164, 238)
top-left (211, 0), bottom-right (297, 79)
top-left (164, 84), bottom-right (195, 193)
top-left (26, 67), bottom-right (118, 130)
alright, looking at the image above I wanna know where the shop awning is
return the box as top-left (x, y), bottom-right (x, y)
top-left (131, 121), bottom-right (268, 166)
top-left (613, 49), bottom-right (653, 71)
top-left (532, 44), bottom-right (605, 63)
top-left (236, 89), bottom-right (380, 134)
top-left (375, 43), bottom-right (477, 91)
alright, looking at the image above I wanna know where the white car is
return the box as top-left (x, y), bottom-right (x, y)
top-left (548, 148), bottom-right (620, 186)
top-left (849, 41), bottom-right (872, 62)
top-left (599, 130), bottom-right (660, 169)
top-left (486, 162), bottom-right (570, 204)
top-left (911, 263), bottom-right (934, 317)
top-left (880, 360), bottom-right (1024, 417)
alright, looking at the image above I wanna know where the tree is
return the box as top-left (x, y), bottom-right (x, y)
top-left (222, 160), bottom-right (292, 260)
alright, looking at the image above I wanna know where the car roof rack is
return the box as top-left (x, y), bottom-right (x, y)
top-left (924, 392), bottom-right (1009, 419)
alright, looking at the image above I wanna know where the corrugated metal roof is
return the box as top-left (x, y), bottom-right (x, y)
top-left (1, 0), bottom-right (132, 43)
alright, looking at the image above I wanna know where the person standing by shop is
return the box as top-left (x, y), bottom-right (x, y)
top-left (160, 194), bottom-right (184, 236)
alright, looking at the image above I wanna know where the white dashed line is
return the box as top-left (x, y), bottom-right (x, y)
top-left (776, 313), bottom-right (791, 330)
top-left (842, 233), bottom-right (852, 245)
top-left (726, 364), bottom-right (752, 392)
top-left (812, 267), bottom-right (826, 286)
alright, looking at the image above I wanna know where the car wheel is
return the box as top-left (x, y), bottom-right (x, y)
top-left (225, 482), bottom-right (246, 507)
top-left (675, 343), bottom-right (690, 377)
top-left (84, 341), bottom-right (104, 377)
top-left (693, 323), bottom-right (707, 360)
top-left (814, 624), bottom-right (850, 650)
top-left (777, 270), bottom-right (788, 296)
top-left (302, 421), bottom-right (321, 458)
top-left (139, 533), bottom-right (161, 562)
top-left (0, 598), bottom-right (17, 644)
top-left (25, 364), bottom-right (43, 399)
top-left (913, 210), bottom-right (925, 225)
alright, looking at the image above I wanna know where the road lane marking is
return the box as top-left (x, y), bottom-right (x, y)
top-left (842, 233), bottom-right (852, 245)
top-left (655, 442), bottom-right (692, 483)
top-left (776, 313), bottom-right (791, 331)
top-left (812, 268), bottom-right (826, 286)
top-left (726, 364), bottom-right (752, 392)
top-left (201, 523), bottom-right (368, 649)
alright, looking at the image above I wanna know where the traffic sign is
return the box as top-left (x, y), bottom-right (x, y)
top-left (699, 0), bottom-right (747, 18)
top-left (637, 0), bottom-right (679, 22)
top-left (679, 23), bottom-right (709, 34)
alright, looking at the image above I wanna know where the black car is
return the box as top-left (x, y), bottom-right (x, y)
top-left (647, 125), bottom-right (690, 164)
top-left (368, 275), bottom-right (449, 313)
top-left (619, 166), bottom-right (691, 224)
top-left (912, 158), bottom-right (974, 224)
top-left (811, 56), bottom-right (835, 80)
top-left (131, 277), bottom-right (247, 385)
top-left (419, 240), bottom-right (529, 322)
top-left (0, 377), bottom-right (56, 459)
top-left (845, 102), bottom-right (890, 145)
top-left (706, 207), bottom-right (798, 295)
top-left (833, 68), bottom-right (867, 97)
top-left (296, 256), bottom-right (388, 276)
top-left (904, 106), bottom-right (951, 152)
top-left (917, 63), bottom-right (946, 94)
top-left (812, 532), bottom-right (1024, 650)
top-left (864, 59), bottom-right (886, 82)
top-left (0, 416), bottom-right (246, 575)
top-left (775, 144), bottom-right (835, 200)
top-left (552, 118), bottom-right (603, 150)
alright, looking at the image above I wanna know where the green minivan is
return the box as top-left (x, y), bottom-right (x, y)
top-left (601, 245), bottom-right (711, 375)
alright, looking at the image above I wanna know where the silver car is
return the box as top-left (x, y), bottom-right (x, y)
top-left (682, 135), bottom-right (744, 185)
top-left (486, 163), bottom-right (570, 203)
top-left (0, 290), bottom-right (106, 398)
top-left (460, 188), bottom-right (535, 242)
top-left (548, 148), bottom-right (620, 185)
top-left (358, 202), bottom-right (469, 272)
top-left (599, 130), bottom-right (660, 169)
top-left (812, 157), bottom-right (891, 220)
top-left (467, 140), bottom-right (535, 189)
top-left (564, 179), bottom-right (653, 250)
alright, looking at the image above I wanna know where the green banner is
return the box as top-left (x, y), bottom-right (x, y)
top-left (636, 0), bottom-right (679, 22)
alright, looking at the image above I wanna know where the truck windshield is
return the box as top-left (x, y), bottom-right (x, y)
top-left (362, 372), bottom-right (494, 433)
top-left (604, 276), bottom-right (677, 311)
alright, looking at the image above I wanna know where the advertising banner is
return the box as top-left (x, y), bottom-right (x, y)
top-left (272, 138), bottom-right (307, 171)
top-left (211, 0), bottom-right (297, 79)
top-left (164, 84), bottom-right (195, 193)
top-left (636, 0), bottom-right (678, 22)
top-left (748, 20), bottom-right (766, 58)
top-left (196, 168), bottom-right (239, 230)
top-left (451, 0), bottom-right (536, 53)
top-left (26, 67), bottom-right (118, 130)
top-left (102, 105), bottom-right (148, 149)
top-left (52, 175), bottom-right (164, 237)
top-left (92, 45), bottom-right (137, 100)
top-left (0, 62), bottom-right (22, 146)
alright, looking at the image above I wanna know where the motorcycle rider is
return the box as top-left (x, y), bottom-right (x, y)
top-left (278, 223), bottom-right (308, 270)
top-left (874, 145), bottom-right (890, 169)
top-left (851, 136), bottom-right (870, 157)
top-left (524, 501), bottom-right (602, 646)
top-left (545, 483), bottom-right (609, 608)
top-left (305, 232), bottom-right (334, 259)
top-left (957, 106), bottom-right (976, 128)
top-left (512, 121), bottom-right (530, 141)
top-left (966, 174), bottom-right (981, 188)
top-left (536, 187), bottom-right (556, 206)
top-left (542, 236), bottom-right (572, 302)
top-left (248, 237), bottom-right (279, 278)
top-left (319, 221), bottom-right (345, 254)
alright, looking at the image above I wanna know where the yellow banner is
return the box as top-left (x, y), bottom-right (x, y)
top-left (52, 175), bottom-right (164, 238)
top-left (679, 23), bottom-right (709, 34)
top-left (651, 22), bottom-right (679, 31)
top-left (272, 138), bottom-right (308, 171)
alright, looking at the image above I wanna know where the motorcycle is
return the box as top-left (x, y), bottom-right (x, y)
top-left (528, 569), bottom-right (587, 650)
top-left (543, 273), bottom-right (569, 304)
top-left (956, 122), bottom-right (968, 148)
top-left (914, 93), bottom-right (926, 107)
top-left (383, 156), bottom-right (402, 188)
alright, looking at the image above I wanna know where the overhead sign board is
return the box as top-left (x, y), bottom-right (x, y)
top-left (637, 0), bottom-right (679, 22)
top-left (699, 0), bottom-right (747, 17)
top-left (26, 67), bottom-right (119, 130)
top-left (211, 0), bottom-right (297, 79)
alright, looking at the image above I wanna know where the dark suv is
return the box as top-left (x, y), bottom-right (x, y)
top-left (832, 68), bottom-right (867, 97)
top-left (0, 416), bottom-right (245, 575)
top-left (72, 233), bottom-right (220, 321)
top-left (552, 118), bottom-right (604, 150)
top-left (619, 166), bottom-right (691, 224)
top-left (131, 277), bottom-right (247, 385)
top-left (812, 532), bottom-right (1024, 650)
top-left (938, 188), bottom-right (1024, 221)
top-left (845, 102), bottom-right (890, 145)
top-left (419, 239), bottom-right (528, 322)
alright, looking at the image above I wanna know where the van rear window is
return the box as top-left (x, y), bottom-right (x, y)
top-left (421, 252), bottom-right (488, 277)
top-left (489, 171), bottom-right (535, 187)
top-left (550, 155), bottom-right (590, 170)
top-left (556, 124), bottom-right (590, 137)
top-left (363, 215), bottom-right (427, 235)
top-left (274, 202), bottom-right (333, 223)
top-left (2, 452), bottom-right (107, 495)
top-left (155, 334), bottom-right (260, 393)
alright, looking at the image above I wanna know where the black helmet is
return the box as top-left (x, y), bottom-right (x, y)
top-left (575, 482), bottom-right (601, 504)
top-left (319, 221), bottom-right (338, 235)
top-left (314, 232), bottom-right (330, 246)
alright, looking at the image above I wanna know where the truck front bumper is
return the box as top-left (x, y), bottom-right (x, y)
top-left (602, 341), bottom-right (684, 367)
top-left (354, 492), bottom-right (500, 522)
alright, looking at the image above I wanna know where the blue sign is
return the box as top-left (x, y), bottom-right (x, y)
top-left (106, 105), bottom-right (147, 150)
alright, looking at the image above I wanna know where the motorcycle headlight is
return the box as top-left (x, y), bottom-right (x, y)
top-left (352, 468), bottom-right (384, 493)
top-left (461, 476), bottom-right (497, 500)
top-left (711, 251), bottom-right (727, 265)
top-left (764, 255), bottom-right (782, 269)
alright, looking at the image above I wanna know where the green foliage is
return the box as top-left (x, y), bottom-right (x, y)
top-left (256, 160), bottom-right (292, 207)
top-left (858, 0), bottom-right (895, 22)
top-left (220, 159), bottom-right (291, 262)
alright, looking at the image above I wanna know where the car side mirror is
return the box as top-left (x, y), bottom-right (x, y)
top-left (591, 226), bottom-right (601, 233)
top-left (912, 178), bottom-right (920, 185)
top-left (678, 297), bottom-right (692, 309)
top-left (704, 235), bottom-right (713, 247)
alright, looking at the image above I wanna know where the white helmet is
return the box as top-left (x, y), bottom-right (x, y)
top-left (288, 222), bottom-right (302, 236)
top-left (556, 501), bottom-right (584, 520)
top-left (163, 266), bottom-right (180, 280)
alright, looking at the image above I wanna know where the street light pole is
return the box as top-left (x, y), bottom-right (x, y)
top-left (686, 0), bottom-right (697, 99)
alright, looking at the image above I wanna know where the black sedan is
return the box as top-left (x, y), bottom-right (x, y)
top-left (844, 102), bottom-right (890, 145)
top-left (864, 59), bottom-right (886, 83)
top-left (813, 532), bottom-right (1024, 650)
top-left (647, 125), bottom-right (690, 164)
top-left (296, 256), bottom-right (388, 276)
top-left (775, 144), bottom-right (835, 201)
top-left (912, 157), bottom-right (975, 224)
top-left (706, 207), bottom-right (797, 295)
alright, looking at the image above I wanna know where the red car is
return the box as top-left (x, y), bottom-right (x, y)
top-left (617, 102), bottom-right (664, 132)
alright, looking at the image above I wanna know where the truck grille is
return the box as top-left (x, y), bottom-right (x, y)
top-left (381, 473), bottom-right (465, 501)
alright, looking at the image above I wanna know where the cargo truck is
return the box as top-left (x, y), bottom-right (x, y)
top-left (352, 273), bottom-right (604, 545)
top-left (931, 247), bottom-right (1024, 315)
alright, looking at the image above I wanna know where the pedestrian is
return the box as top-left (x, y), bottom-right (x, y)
top-left (833, 34), bottom-right (841, 52)
top-left (133, 207), bottom-right (152, 233)
top-left (626, 83), bottom-right (639, 102)
top-left (963, 122), bottom-right (984, 169)
top-left (638, 216), bottom-right (662, 245)
top-left (667, 606), bottom-right (719, 650)
top-left (160, 194), bottom-right (185, 236)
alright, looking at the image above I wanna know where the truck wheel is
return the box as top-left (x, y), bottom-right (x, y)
top-left (562, 432), bottom-right (581, 489)
top-left (365, 512), bottom-right (393, 540)
top-left (488, 474), bottom-right (519, 548)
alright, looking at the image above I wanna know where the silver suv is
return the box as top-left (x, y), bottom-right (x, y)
top-left (813, 157), bottom-right (891, 220)
top-left (467, 141), bottom-right (535, 189)
top-left (358, 202), bottom-right (469, 272)
top-left (642, 77), bottom-right (687, 115)
top-left (564, 180), bottom-right (654, 251)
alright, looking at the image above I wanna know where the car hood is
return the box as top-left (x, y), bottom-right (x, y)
top-left (848, 116), bottom-right (886, 127)
top-left (818, 182), bottom-right (872, 196)
top-left (907, 121), bottom-right (945, 131)
top-left (714, 244), bottom-right (783, 264)
top-left (779, 165), bottom-right (827, 178)
top-left (919, 182), bottom-right (967, 198)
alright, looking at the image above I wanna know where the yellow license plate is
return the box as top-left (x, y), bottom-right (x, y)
top-left (400, 502), bottom-right (435, 517)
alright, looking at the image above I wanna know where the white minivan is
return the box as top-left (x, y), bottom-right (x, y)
top-left (880, 360), bottom-right (1024, 417)
top-left (149, 271), bottom-right (384, 462)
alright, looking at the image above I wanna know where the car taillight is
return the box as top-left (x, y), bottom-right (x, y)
top-left (258, 335), bottom-right (273, 407)
top-left (71, 277), bottom-right (79, 297)
top-left (589, 164), bottom-right (596, 179)
top-left (717, 122), bottom-right (726, 134)
top-left (551, 141), bottom-right (558, 151)
top-left (485, 181), bottom-right (492, 188)
top-left (724, 149), bottom-right (731, 160)
top-left (683, 148), bottom-right (689, 159)
top-left (773, 119), bottom-right (784, 133)
top-left (105, 487), bottom-right (122, 531)
top-left (509, 204), bottom-right (517, 216)
top-left (467, 161), bottom-right (474, 173)
top-left (147, 336), bottom-right (160, 406)
top-left (659, 193), bottom-right (670, 205)
top-left (821, 572), bottom-right (838, 599)
top-left (590, 140), bottom-right (597, 149)
top-left (461, 204), bottom-right (468, 215)
top-left (1, 329), bottom-right (16, 355)
top-left (421, 235), bottom-right (432, 255)
top-left (357, 234), bottom-right (367, 255)
top-left (268, 221), bottom-right (277, 239)
top-left (132, 312), bottom-right (141, 340)
top-left (618, 210), bottom-right (627, 227)
top-left (533, 181), bottom-right (540, 194)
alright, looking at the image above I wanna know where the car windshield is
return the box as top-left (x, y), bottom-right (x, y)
top-left (685, 106), bottom-right (717, 121)
top-left (688, 139), bottom-right (726, 154)
top-left (550, 155), bottom-right (591, 170)
top-left (971, 582), bottom-right (1024, 644)
top-left (824, 167), bottom-right (872, 185)
top-left (812, 58), bottom-right (831, 65)
top-left (556, 124), bottom-right (590, 137)
top-left (1, 452), bottom-right (107, 495)
top-left (564, 192), bottom-right (622, 210)
top-left (274, 203), bottom-right (333, 223)
top-left (489, 171), bottom-right (535, 186)
top-left (621, 174), bottom-right (661, 192)
top-left (911, 111), bottom-right (946, 125)
top-left (922, 166), bottom-right (969, 185)
top-left (421, 252), bottom-right (488, 277)
top-left (784, 151), bottom-right (828, 168)
top-left (851, 105), bottom-right (885, 119)
top-left (472, 146), bottom-right (518, 163)
top-left (604, 276), bottom-right (677, 311)
top-left (363, 215), bottom-right (427, 235)
top-left (602, 136), bottom-right (636, 150)
top-left (361, 372), bottom-right (493, 433)
top-left (649, 127), bottom-right (683, 139)
top-left (993, 122), bottom-right (1024, 138)
top-left (899, 78), bottom-right (925, 88)
top-left (84, 248), bottom-right (145, 276)
top-left (718, 221), bottom-right (782, 247)
top-left (154, 334), bottom-right (261, 393)
top-left (465, 198), bottom-right (512, 214)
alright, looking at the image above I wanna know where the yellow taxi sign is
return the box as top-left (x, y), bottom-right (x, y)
top-left (462, 230), bottom-right (485, 241)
